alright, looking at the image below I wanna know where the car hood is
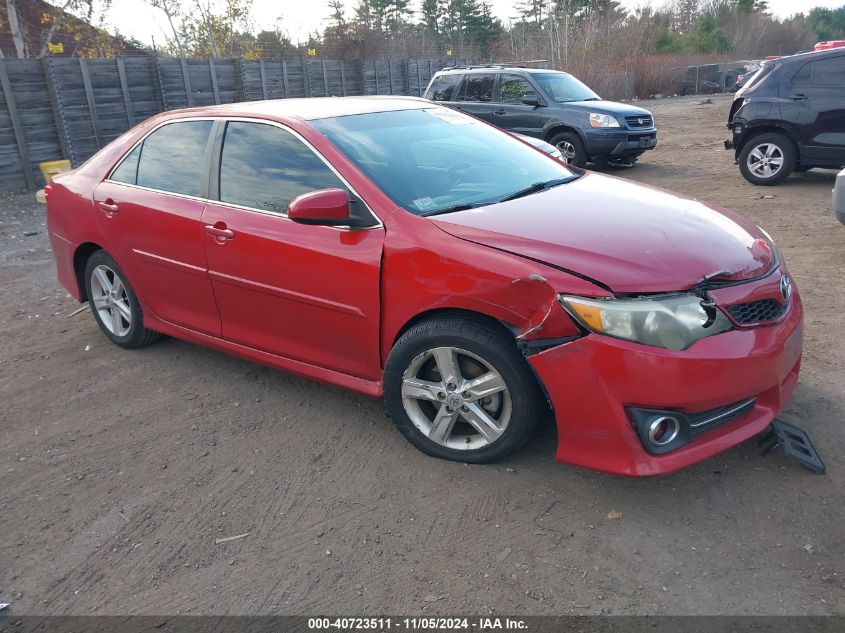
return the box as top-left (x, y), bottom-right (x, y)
top-left (558, 100), bottom-right (652, 117)
top-left (431, 172), bottom-right (775, 294)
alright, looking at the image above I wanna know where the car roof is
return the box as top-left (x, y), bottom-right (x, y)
top-left (774, 47), bottom-right (845, 65)
top-left (437, 66), bottom-right (561, 75)
top-left (160, 96), bottom-right (432, 121)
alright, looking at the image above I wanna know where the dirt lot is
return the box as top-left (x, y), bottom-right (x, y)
top-left (1, 94), bottom-right (843, 616)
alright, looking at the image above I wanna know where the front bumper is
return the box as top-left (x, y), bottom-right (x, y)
top-left (528, 289), bottom-right (803, 476)
top-left (585, 129), bottom-right (658, 157)
top-left (724, 117), bottom-right (747, 153)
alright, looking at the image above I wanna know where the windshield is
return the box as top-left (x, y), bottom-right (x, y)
top-left (532, 72), bottom-right (600, 103)
top-left (310, 108), bottom-right (576, 216)
top-left (738, 62), bottom-right (773, 95)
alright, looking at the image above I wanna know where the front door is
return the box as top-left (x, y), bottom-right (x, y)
top-left (491, 73), bottom-right (546, 137)
top-left (201, 121), bottom-right (384, 380)
top-left (93, 120), bottom-right (221, 336)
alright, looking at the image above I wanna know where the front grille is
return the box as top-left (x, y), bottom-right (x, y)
top-left (625, 115), bottom-right (653, 128)
top-left (726, 299), bottom-right (788, 325)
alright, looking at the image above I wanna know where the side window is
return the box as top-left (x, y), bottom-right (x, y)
top-left (425, 74), bottom-right (460, 101)
top-left (792, 62), bottom-right (813, 87)
top-left (812, 57), bottom-right (845, 87)
top-left (458, 74), bottom-right (494, 102)
top-left (497, 74), bottom-right (536, 105)
top-left (219, 121), bottom-right (345, 214)
top-left (136, 120), bottom-right (213, 196)
top-left (110, 144), bottom-right (141, 184)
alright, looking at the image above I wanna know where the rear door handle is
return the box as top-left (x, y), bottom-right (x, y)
top-left (790, 93), bottom-right (807, 101)
top-left (493, 109), bottom-right (507, 116)
top-left (204, 223), bottom-right (234, 241)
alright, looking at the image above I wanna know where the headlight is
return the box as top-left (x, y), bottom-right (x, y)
top-left (589, 113), bottom-right (620, 128)
top-left (560, 294), bottom-right (732, 350)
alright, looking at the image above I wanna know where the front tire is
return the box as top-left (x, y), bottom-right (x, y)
top-left (384, 316), bottom-right (545, 464)
top-left (738, 132), bottom-right (796, 186)
top-left (549, 131), bottom-right (588, 168)
top-left (84, 250), bottom-right (161, 349)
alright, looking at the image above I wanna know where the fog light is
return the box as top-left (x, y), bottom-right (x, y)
top-left (627, 407), bottom-right (693, 455)
top-left (648, 416), bottom-right (680, 446)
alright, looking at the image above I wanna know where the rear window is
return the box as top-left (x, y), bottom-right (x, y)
top-left (110, 144), bottom-right (141, 184)
top-left (425, 74), bottom-right (460, 101)
top-left (792, 62), bottom-right (813, 87)
top-left (458, 74), bottom-right (495, 102)
top-left (812, 56), bottom-right (845, 87)
top-left (136, 121), bottom-right (213, 197)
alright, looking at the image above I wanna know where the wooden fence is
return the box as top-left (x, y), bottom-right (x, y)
top-left (0, 55), bottom-right (464, 192)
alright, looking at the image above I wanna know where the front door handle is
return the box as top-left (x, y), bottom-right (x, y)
top-left (98, 199), bottom-right (119, 215)
top-left (204, 223), bottom-right (234, 242)
top-left (790, 93), bottom-right (808, 101)
top-left (493, 109), bottom-right (507, 115)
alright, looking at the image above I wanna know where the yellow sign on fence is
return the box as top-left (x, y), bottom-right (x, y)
top-left (47, 42), bottom-right (64, 54)
top-left (307, 48), bottom-right (317, 57)
top-left (446, 49), bottom-right (453, 57)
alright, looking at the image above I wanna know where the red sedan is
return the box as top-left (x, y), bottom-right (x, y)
top-left (45, 97), bottom-right (802, 476)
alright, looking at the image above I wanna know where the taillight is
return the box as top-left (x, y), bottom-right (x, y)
top-left (44, 184), bottom-right (52, 199)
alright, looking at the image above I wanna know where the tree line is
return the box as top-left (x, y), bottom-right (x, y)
top-left (3, 1), bottom-right (844, 81)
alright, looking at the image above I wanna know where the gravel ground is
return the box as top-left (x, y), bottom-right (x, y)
top-left (0, 94), bottom-right (843, 616)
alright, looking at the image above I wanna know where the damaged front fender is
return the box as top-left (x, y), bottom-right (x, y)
top-left (379, 216), bottom-right (607, 366)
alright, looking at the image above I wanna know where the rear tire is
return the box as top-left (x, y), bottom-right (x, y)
top-left (384, 316), bottom-right (545, 464)
top-left (549, 131), bottom-right (588, 168)
top-left (84, 250), bottom-right (161, 349)
top-left (738, 132), bottom-right (796, 186)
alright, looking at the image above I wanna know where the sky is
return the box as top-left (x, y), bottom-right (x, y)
top-left (103, 0), bottom-right (844, 48)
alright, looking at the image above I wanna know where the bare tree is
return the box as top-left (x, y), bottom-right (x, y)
top-left (145, 0), bottom-right (186, 57)
top-left (6, 0), bottom-right (27, 57)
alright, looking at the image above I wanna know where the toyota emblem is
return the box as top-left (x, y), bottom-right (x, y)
top-left (780, 274), bottom-right (792, 302)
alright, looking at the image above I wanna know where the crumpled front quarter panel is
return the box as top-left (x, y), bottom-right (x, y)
top-left (378, 211), bottom-right (606, 365)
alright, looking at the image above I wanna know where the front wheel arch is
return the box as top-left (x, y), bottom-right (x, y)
top-left (390, 308), bottom-right (519, 351)
top-left (736, 125), bottom-right (801, 162)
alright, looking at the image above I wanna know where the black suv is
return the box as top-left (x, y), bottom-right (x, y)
top-left (424, 66), bottom-right (657, 167)
top-left (725, 49), bottom-right (845, 185)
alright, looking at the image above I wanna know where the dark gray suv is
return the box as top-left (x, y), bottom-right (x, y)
top-left (424, 65), bottom-right (658, 167)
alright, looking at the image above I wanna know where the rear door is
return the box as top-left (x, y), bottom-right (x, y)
top-left (93, 120), bottom-right (221, 336)
top-left (491, 73), bottom-right (546, 136)
top-left (453, 73), bottom-right (495, 122)
top-left (201, 120), bottom-right (384, 380)
top-left (785, 56), bottom-right (845, 164)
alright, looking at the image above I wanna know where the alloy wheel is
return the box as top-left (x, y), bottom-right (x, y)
top-left (90, 264), bottom-right (132, 337)
top-left (557, 140), bottom-right (577, 163)
top-left (400, 346), bottom-right (512, 450)
top-left (747, 142), bottom-right (784, 179)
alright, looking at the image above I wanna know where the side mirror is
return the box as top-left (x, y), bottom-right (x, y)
top-left (288, 188), bottom-right (351, 226)
top-left (522, 93), bottom-right (541, 107)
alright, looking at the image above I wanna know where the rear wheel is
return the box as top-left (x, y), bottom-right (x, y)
top-left (549, 131), bottom-right (588, 168)
top-left (384, 316), bottom-right (544, 463)
top-left (84, 250), bottom-right (161, 349)
top-left (738, 132), bottom-right (796, 186)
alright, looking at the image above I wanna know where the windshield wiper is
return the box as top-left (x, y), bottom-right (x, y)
top-left (498, 176), bottom-right (578, 203)
top-left (422, 202), bottom-right (484, 217)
